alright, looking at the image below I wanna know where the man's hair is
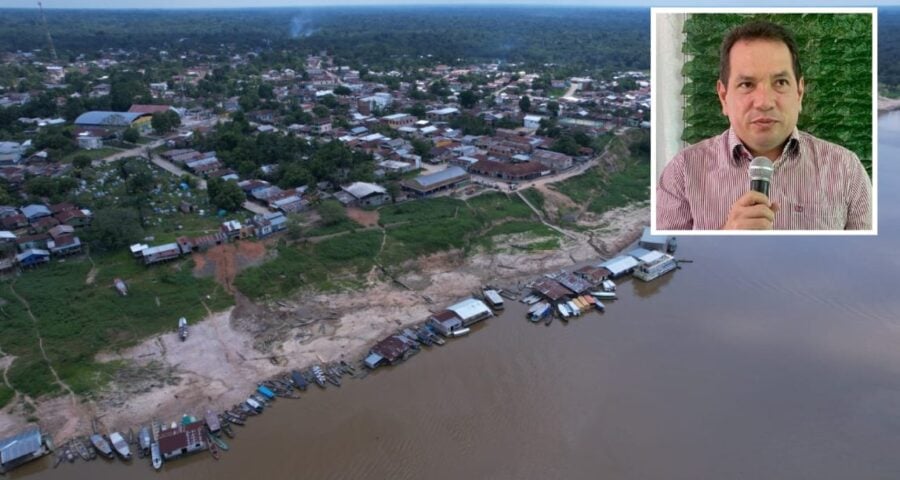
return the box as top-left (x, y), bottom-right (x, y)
top-left (719, 20), bottom-right (802, 86)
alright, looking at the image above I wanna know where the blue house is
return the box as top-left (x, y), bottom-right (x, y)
top-left (16, 248), bottom-right (50, 268)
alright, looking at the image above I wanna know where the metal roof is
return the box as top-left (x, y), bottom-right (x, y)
top-left (21, 204), bottom-right (51, 219)
top-left (532, 277), bottom-right (571, 301)
top-left (599, 255), bottom-right (639, 275)
top-left (142, 243), bottom-right (180, 256)
top-left (551, 272), bottom-right (594, 294)
top-left (343, 182), bottom-right (386, 199)
top-left (0, 426), bottom-right (42, 465)
top-left (74, 111), bottom-right (147, 126)
top-left (447, 298), bottom-right (492, 321)
top-left (411, 166), bottom-right (468, 188)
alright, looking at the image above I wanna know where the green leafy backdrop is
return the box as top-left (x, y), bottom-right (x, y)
top-left (681, 13), bottom-right (872, 175)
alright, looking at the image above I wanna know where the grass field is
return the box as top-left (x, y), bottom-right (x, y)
top-left (0, 252), bottom-right (232, 398)
top-left (61, 147), bottom-right (123, 164)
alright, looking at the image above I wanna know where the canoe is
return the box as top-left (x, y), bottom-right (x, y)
top-left (90, 433), bottom-right (114, 459)
top-left (151, 442), bottom-right (162, 470)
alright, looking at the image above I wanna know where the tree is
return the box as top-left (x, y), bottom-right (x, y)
top-left (317, 199), bottom-right (346, 227)
top-left (407, 103), bottom-right (427, 119)
top-left (519, 95), bottom-right (531, 113)
top-left (151, 110), bottom-right (181, 134)
top-left (207, 178), bottom-right (245, 212)
top-left (333, 85), bottom-right (352, 96)
top-left (459, 89), bottom-right (478, 109)
top-left (547, 100), bottom-right (560, 117)
top-left (85, 207), bottom-right (144, 252)
top-left (123, 127), bottom-right (139, 143)
top-left (72, 154), bottom-right (92, 170)
top-left (410, 138), bottom-right (432, 160)
top-left (552, 135), bottom-right (579, 156)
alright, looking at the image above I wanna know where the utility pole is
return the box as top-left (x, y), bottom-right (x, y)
top-left (37, 2), bottom-right (58, 62)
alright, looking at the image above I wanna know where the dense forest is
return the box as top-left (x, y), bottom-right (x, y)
top-left (0, 7), bottom-right (649, 73)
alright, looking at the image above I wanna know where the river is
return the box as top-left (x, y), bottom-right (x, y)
top-left (13, 113), bottom-right (900, 479)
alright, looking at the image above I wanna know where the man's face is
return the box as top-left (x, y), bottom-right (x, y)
top-left (717, 39), bottom-right (805, 160)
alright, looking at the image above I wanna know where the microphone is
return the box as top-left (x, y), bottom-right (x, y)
top-left (749, 157), bottom-right (774, 197)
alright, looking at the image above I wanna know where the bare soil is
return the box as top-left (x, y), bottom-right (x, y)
top-left (346, 207), bottom-right (380, 227)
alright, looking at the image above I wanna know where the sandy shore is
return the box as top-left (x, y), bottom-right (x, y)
top-left (0, 201), bottom-right (649, 443)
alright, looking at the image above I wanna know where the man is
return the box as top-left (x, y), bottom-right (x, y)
top-left (656, 20), bottom-right (872, 230)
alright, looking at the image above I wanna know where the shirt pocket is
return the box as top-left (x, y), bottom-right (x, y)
top-left (782, 201), bottom-right (846, 230)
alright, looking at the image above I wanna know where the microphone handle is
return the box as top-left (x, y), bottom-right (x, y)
top-left (750, 179), bottom-right (769, 197)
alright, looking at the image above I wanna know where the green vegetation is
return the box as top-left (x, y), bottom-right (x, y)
top-left (0, 253), bottom-right (232, 398)
top-left (61, 147), bottom-right (122, 164)
top-left (0, 385), bottom-right (13, 409)
top-left (553, 130), bottom-right (650, 215)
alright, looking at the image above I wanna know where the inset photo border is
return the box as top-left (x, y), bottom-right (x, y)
top-left (650, 7), bottom-right (877, 235)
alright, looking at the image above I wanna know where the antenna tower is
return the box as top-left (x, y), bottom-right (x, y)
top-left (37, 2), bottom-right (58, 61)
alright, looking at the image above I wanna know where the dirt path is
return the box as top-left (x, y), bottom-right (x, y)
top-left (346, 207), bottom-right (380, 227)
top-left (8, 282), bottom-right (78, 406)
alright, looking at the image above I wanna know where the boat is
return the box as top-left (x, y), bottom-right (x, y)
top-left (73, 437), bottom-right (92, 461)
top-left (450, 327), bottom-right (471, 337)
top-left (138, 426), bottom-right (151, 455)
top-left (108, 432), bottom-right (131, 460)
top-left (325, 371), bottom-right (341, 387)
top-left (567, 301), bottom-right (582, 316)
top-left (221, 422), bottom-right (235, 438)
top-left (340, 360), bottom-right (357, 375)
top-left (594, 300), bottom-right (606, 312)
top-left (256, 385), bottom-right (276, 400)
top-left (245, 397), bottom-right (263, 412)
top-left (290, 370), bottom-right (308, 390)
top-left (151, 442), bottom-right (162, 470)
top-left (113, 277), bottom-right (128, 296)
top-left (557, 303), bottom-right (570, 318)
top-left (601, 279), bottom-right (616, 292)
top-left (178, 317), bottom-right (188, 341)
top-left (224, 412), bottom-right (245, 426)
top-left (205, 410), bottom-right (221, 433)
top-left (521, 294), bottom-right (541, 305)
top-left (207, 433), bottom-right (220, 460)
top-left (529, 302), bottom-right (551, 322)
top-left (591, 291), bottom-right (617, 300)
top-left (208, 432), bottom-right (229, 451)
top-left (483, 288), bottom-right (504, 310)
top-left (251, 393), bottom-right (268, 405)
top-left (90, 434), bottom-right (114, 459)
top-left (311, 365), bottom-right (327, 388)
top-left (544, 314), bottom-right (553, 326)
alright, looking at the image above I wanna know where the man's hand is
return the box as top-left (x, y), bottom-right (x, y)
top-left (722, 191), bottom-right (780, 230)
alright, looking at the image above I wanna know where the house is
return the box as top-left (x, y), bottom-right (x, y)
top-left (382, 113), bottom-right (416, 129)
top-left (550, 271), bottom-right (594, 295)
top-left (270, 194), bottom-right (304, 214)
top-left (532, 149), bottom-right (573, 171)
top-left (47, 235), bottom-right (82, 256)
top-left (523, 115), bottom-right (543, 129)
top-left (158, 421), bottom-right (207, 460)
top-left (446, 298), bottom-right (493, 327)
top-left (0, 141), bottom-right (26, 165)
top-left (639, 226), bottom-right (677, 253)
top-left (1, 214), bottom-right (27, 230)
top-left (252, 212), bottom-right (287, 238)
top-left (141, 243), bottom-right (182, 265)
top-left (401, 166), bottom-right (470, 197)
top-left (0, 426), bottom-right (50, 474)
top-left (531, 277), bottom-right (572, 303)
top-left (221, 220), bottom-right (243, 239)
top-left (312, 117), bottom-right (332, 135)
top-left (47, 224), bottom-right (75, 241)
top-left (426, 107), bottom-right (460, 122)
top-left (599, 255), bottom-right (640, 278)
top-left (30, 216), bottom-right (59, 234)
top-left (367, 335), bottom-right (414, 367)
top-left (129, 243), bottom-right (148, 258)
top-left (573, 265), bottom-right (610, 285)
top-left (189, 233), bottom-right (227, 252)
top-left (77, 133), bottom-right (103, 150)
top-left (427, 309), bottom-right (464, 337)
top-left (336, 182), bottom-right (390, 208)
top-left (468, 159), bottom-right (546, 181)
top-left (16, 234), bottom-right (48, 252)
top-left (16, 249), bottom-right (50, 268)
top-left (21, 204), bottom-right (51, 223)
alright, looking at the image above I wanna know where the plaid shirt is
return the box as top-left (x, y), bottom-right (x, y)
top-left (656, 128), bottom-right (872, 230)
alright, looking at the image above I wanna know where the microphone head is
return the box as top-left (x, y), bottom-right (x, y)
top-left (749, 156), bottom-right (774, 182)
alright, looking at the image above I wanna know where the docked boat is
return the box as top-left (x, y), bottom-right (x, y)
top-left (224, 412), bottom-right (245, 426)
top-left (138, 426), bottom-right (151, 456)
top-left (529, 302), bottom-right (550, 322)
top-left (601, 279), bottom-right (616, 292)
top-left (205, 410), bottom-right (221, 434)
top-left (108, 432), bottom-right (131, 460)
top-left (557, 303), bottom-right (570, 318)
top-left (521, 294), bottom-right (541, 305)
top-left (450, 327), bottom-right (471, 337)
top-left (90, 433), bottom-right (114, 459)
top-left (150, 442), bottom-right (162, 470)
top-left (483, 288), bottom-right (504, 310)
top-left (208, 432), bottom-right (229, 451)
top-left (594, 300), bottom-right (606, 312)
top-left (178, 317), bottom-right (188, 341)
top-left (221, 421), bottom-right (235, 438)
top-left (311, 365), bottom-right (327, 388)
top-left (290, 370), bottom-right (308, 391)
top-left (207, 434), bottom-right (220, 460)
top-left (256, 385), bottom-right (276, 400)
top-left (591, 291), bottom-right (617, 300)
top-left (245, 397), bottom-right (263, 412)
top-left (73, 437), bottom-right (92, 461)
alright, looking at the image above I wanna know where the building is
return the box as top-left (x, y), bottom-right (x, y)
top-left (551, 271), bottom-right (594, 295)
top-left (158, 421), bottom-right (207, 460)
top-left (523, 115), bottom-right (544, 129)
top-left (366, 335), bottom-right (415, 368)
top-left (47, 235), bottom-right (82, 256)
top-left (76, 132), bottom-right (103, 150)
top-left (74, 111), bottom-right (152, 134)
top-left (599, 255), bottom-right (640, 278)
top-left (532, 149), bottom-right (574, 171)
top-left (426, 107), bottom-right (460, 122)
top-left (141, 243), bottom-right (182, 265)
top-left (401, 166), bottom-right (470, 197)
top-left (573, 265), bottom-right (610, 285)
top-left (21, 204), bottom-right (51, 223)
top-left (428, 309), bottom-right (464, 337)
top-left (531, 277), bottom-right (572, 303)
top-left (446, 298), bottom-right (493, 327)
top-left (468, 159), bottom-right (546, 181)
top-left (16, 249), bottom-right (50, 268)
top-left (0, 426), bottom-right (50, 474)
top-left (335, 182), bottom-right (391, 208)
top-left (639, 226), bottom-right (677, 253)
top-left (632, 251), bottom-right (678, 282)
top-left (382, 113), bottom-right (416, 129)
top-left (252, 212), bottom-right (287, 238)
top-left (0, 141), bottom-right (26, 165)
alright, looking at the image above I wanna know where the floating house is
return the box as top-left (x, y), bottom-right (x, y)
top-left (598, 255), bottom-right (640, 279)
top-left (0, 426), bottom-right (50, 474)
top-left (639, 226), bottom-right (677, 253)
top-left (366, 335), bottom-right (415, 368)
top-left (632, 251), bottom-right (678, 282)
top-left (158, 421), bottom-right (207, 460)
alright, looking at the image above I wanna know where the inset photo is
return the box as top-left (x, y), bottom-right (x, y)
top-left (651, 8), bottom-right (877, 234)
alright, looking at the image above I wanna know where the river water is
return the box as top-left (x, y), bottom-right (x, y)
top-left (14, 114), bottom-right (900, 479)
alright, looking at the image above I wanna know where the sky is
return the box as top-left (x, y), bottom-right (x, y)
top-left (4, 0), bottom-right (900, 8)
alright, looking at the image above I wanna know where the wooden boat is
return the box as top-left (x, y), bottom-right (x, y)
top-left (207, 433), bottom-right (220, 460)
top-left (581, 295), bottom-right (596, 306)
top-left (208, 432), bottom-right (229, 451)
top-left (108, 432), bottom-right (131, 460)
top-left (594, 300), bottom-right (605, 312)
top-left (601, 279), bottom-right (616, 292)
top-left (544, 314), bottom-right (553, 326)
top-left (250, 393), bottom-right (268, 405)
top-left (521, 294), bottom-right (541, 305)
top-left (483, 288), bottom-right (504, 310)
top-left (178, 317), bottom-right (188, 341)
top-left (151, 442), bottom-right (162, 470)
top-left (224, 412), bottom-right (245, 426)
top-left (311, 365), bottom-right (327, 388)
top-left (221, 422), bottom-right (235, 438)
top-left (256, 385), bottom-right (276, 400)
top-left (138, 426), bottom-right (151, 456)
top-left (90, 433), bottom-right (114, 459)
top-left (340, 360), bottom-right (357, 375)
top-left (290, 370), bottom-right (308, 390)
top-left (591, 291), bottom-right (616, 300)
top-left (557, 303), bottom-right (570, 319)
top-left (245, 397), bottom-right (263, 412)
top-left (529, 303), bottom-right (550, 322)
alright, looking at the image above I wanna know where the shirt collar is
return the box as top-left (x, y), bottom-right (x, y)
top-left (727, 127), bottom-right (801, 166)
